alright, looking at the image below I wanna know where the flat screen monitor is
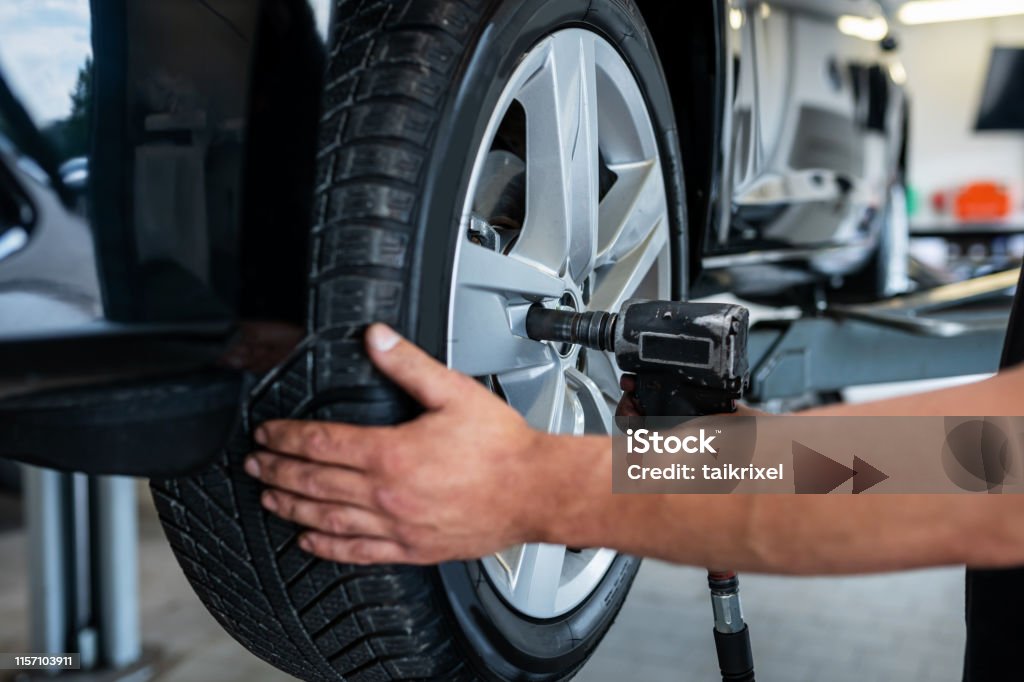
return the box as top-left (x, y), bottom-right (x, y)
top-left (977, 47), bottom-right (1024, 131)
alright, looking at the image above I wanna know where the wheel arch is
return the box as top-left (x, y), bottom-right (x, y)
top-left (635, 0), bottom-right (727, 288)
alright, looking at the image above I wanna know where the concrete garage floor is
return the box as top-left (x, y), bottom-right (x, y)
top-left (585, 562), bottom-right (965, 682)
top-left (0, 490), bottom-right (966, 682)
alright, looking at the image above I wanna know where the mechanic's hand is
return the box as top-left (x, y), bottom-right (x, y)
top-left (244, 324), bottom-right (560, 565)
top-left (617, 374), bottom-right (765, 417)
top-left (617, 375), bottom-right (643, 417)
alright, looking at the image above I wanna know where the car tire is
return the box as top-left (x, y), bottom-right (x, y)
top-left (152, 0), bottom-right (687, 680)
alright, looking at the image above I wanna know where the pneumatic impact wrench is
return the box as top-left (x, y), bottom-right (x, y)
top-left (526, 299), bottom-right (756, 682)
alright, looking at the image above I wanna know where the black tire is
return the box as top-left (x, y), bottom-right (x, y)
top-left (152, 1), bottom-right (687, 680)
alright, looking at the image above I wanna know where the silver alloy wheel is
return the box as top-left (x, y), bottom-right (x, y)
top-left (448, 28), bottom-right (672, 620)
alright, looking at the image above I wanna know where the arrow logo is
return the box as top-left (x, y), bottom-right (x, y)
top-left (852, 456), bottom-right (889, 494)
top-left (792, 441), bottom-right (855, 494)
top-left (792, 442), bottom-right (889, 494)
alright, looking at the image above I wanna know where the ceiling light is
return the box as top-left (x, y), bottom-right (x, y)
top-left (730, 8), bottom-right (745, 30)
top-left (837, 15), bottom-right (890, 41)
top-left (900, 0), bottom-right (1024, 25)
top-left (889, 62), bottom-right (908, 85)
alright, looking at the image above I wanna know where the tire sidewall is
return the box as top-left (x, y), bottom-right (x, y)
top-left (406, 0), bottom-right (687, 678)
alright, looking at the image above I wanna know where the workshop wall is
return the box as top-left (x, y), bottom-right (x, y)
top-left (901, 16), bottom-right (1024, 225)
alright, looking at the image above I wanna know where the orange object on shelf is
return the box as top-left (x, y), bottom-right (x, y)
top-left (954, 182), bottom-right (1012, 222)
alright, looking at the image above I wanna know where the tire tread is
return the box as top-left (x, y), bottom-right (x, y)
top-left (152, 0), bottom-right (488, 679)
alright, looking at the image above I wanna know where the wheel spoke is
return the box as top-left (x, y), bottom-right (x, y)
top-left (584, 349), bottom-right (623, 402)
top-left (511, 543), bottom-right (567, 616)
top-left (514, 31), bottom-right (600, 283)
top-left (589, 220), bottom-right (668, 314)
top-left (561, 390), bottom-right (586, 435)
top-left (567, 367), bottom-right (614, 434)
top-left (450, 241), bottom-right (563, 376)
top-left (597, 159), bottom-right (666, 267)
top-left (456, 239), bottom-right (565, 300)
top-left (497, 359), bottom-right (565, 433)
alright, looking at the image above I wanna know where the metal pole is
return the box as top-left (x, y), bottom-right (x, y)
top-left (91, 475), bottom-right (141, 669)
top-left (71, 472), bottom-right (98, 669)
top-left (23, 465), bottom-right (68, 655)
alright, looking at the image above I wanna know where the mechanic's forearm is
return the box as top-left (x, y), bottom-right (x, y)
top-left (542, 433), bottom-right (1024, 574)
